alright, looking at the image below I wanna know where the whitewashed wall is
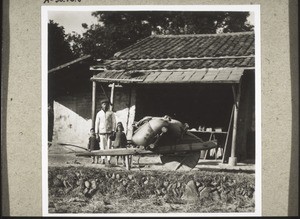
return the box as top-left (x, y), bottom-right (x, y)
top-left (113, 88), bottom-right (136, 139)
top-left (52, 87), bottom-right (136, 147)
top-left (52, 101), bottom-right (92, 147)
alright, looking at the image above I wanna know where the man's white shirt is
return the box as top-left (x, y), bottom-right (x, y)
top-left (95, 110), bottom-right (116, 134)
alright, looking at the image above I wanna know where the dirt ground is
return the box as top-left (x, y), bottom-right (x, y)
top-left (47, 144), bottom-right (256, 214)
top-left (48, 144), bottom-right (255, 173)
top-left (49, 189), bottom-right (255, 214)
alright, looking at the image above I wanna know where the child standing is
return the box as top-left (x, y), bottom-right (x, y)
top-left (111, 122), bottom-right (127, 165)
top-left (88, 128), bottom-right (100, 164)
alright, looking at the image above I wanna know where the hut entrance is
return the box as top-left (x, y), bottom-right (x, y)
top-left (135, 84), bottom-right (233, 133)
top-left (134, 79), bottom-right (255, 162)
top-left (135, 84), bottom-right (234, 160)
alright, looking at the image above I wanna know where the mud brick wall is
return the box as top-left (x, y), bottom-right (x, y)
top-left (49, 166), bottom-right (255, 206)
top-left (52, 92), bottom-right (93, 146)
top-left (113, 87), bottom-right (136, 139)
top-left (52, 87), bottom-right (136, 146)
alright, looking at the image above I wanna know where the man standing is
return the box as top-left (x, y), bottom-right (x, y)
top-left (95, 99), bottom-right (116, 164)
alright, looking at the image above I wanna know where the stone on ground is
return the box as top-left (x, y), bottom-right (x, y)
top-left (182, 180), bottom-right (199, 203)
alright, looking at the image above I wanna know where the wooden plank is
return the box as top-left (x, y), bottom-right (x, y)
top-left (132, 71), bottom-right (148, 80)
top-left (154, 141), bottom-right (217, 154)
top-left (154, 71), bottom-right (173, 82)
top-left (76, 141), bottom-right (217, 157)
top-left (117, 71), bottom-right (130, 79)
top-left (214, 68), bottom-right (232, 80)
top-left (214, 75), bottom-right (231, 81)
top-left (201, 69), bottom-right (219, 81)
top-left (201, 75), bottom-right (216, 81)
top-left (110, 70), bottom-right (124, 79)
top-left (100, 71), bottom-right (113, 79)
top-left (91, 81), bottom-right (96, 129)
top-left (231, 68), bottom-right (244, 75)
top-left (117, 71), bottom-right (147, 80)
top-left (76, 148), bottom-right (155, 156)
top-left (227, 68), bottom-right (244, 81)
top-left (181, 71), bottom-right (196, 81)
top-left (227, 73), bottom-right (243, 82)
top-left (166, 71), bottom-right (184, 82)
top-left (143, 71), bottom-right (161, 82)
top-left (189, 69), bottom-right (206, 81)
top-left (94, 78), bottom-right (143, 83)
top-left (93, 72), bottom-right (106, 79)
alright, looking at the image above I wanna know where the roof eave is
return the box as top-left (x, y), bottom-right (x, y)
top-left (48, 54), bottom-right (92, 74)
top-left (90, 77), bottom-right (242, 84)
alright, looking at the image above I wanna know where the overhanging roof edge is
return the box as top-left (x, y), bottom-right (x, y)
top-left (91, 68), bottom-right (249, 84)
top-left (48, 55), bottom-right (92, 74)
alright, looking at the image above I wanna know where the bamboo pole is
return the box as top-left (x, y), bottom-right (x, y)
top-left (125, 87), bottom-right (132, 136)
top-left (222, 105), bottom-right (234, 163)
top-left (91, 81), bottom-right (96, 129)
top-left (125, 155), bottom-right (130, 170)
top-left (76, 141), bottom-right (218, 157)
top-left (99, 83), bottom-right (111, 103)
top-left (204, 132), bottom-right (213, 159)
top-left (229, 104), bottom-right (238, 165)
top-left (228, 83), bottom-right (241, 166)
top-left (109, 83), bottom-right (115, 111)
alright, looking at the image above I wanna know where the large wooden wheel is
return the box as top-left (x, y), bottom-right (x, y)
top-left (160, 152), bottom-right (200, 171)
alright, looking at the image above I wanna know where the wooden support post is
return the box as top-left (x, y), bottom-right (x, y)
top-left (222, 105), bottom-right (234, 163)
top-left (109, 83), bottom-right (115, 111)
top-left (129, 155), bottom-right (133, 166)
top-left (91, 81), bottom-right (97, 129)
top-left (228, 83), bottom-right (241, 166)
top-left (204, 132), bottom-right (213, 159)
top-left (125, 87), bottom-right (132, 136)
top-left (125, 155), bottom-right (130, 170)
top-left (229, 103), bottom-right (238, 166)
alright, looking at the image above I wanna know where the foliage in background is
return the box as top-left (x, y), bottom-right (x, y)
top-left (48, 20), bottom-right (77, 70)
top-left (66, 11), bottom-right (253, 59)
top-left (48, 12), bottom-right (253, 67)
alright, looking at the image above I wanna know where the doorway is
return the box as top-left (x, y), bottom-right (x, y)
top-left (135, 84), bottom-right (233, 131)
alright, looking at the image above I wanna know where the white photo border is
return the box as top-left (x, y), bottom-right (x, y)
top-left (42, 4), bottom-right (261, 217)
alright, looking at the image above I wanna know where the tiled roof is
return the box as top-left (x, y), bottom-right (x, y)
top-left (113, 32), bottom-right (254, 60)
top-left (91, 32), bottom-right (254, 84)
top-left (93, 57), bottom-right (254, 71)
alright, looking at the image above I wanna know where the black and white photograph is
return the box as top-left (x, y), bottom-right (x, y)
top-left (42, 5), bottom-right (261, 216)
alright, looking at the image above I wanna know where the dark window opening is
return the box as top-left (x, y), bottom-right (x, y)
top-left (135, 84), bottom-right (234, 132)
